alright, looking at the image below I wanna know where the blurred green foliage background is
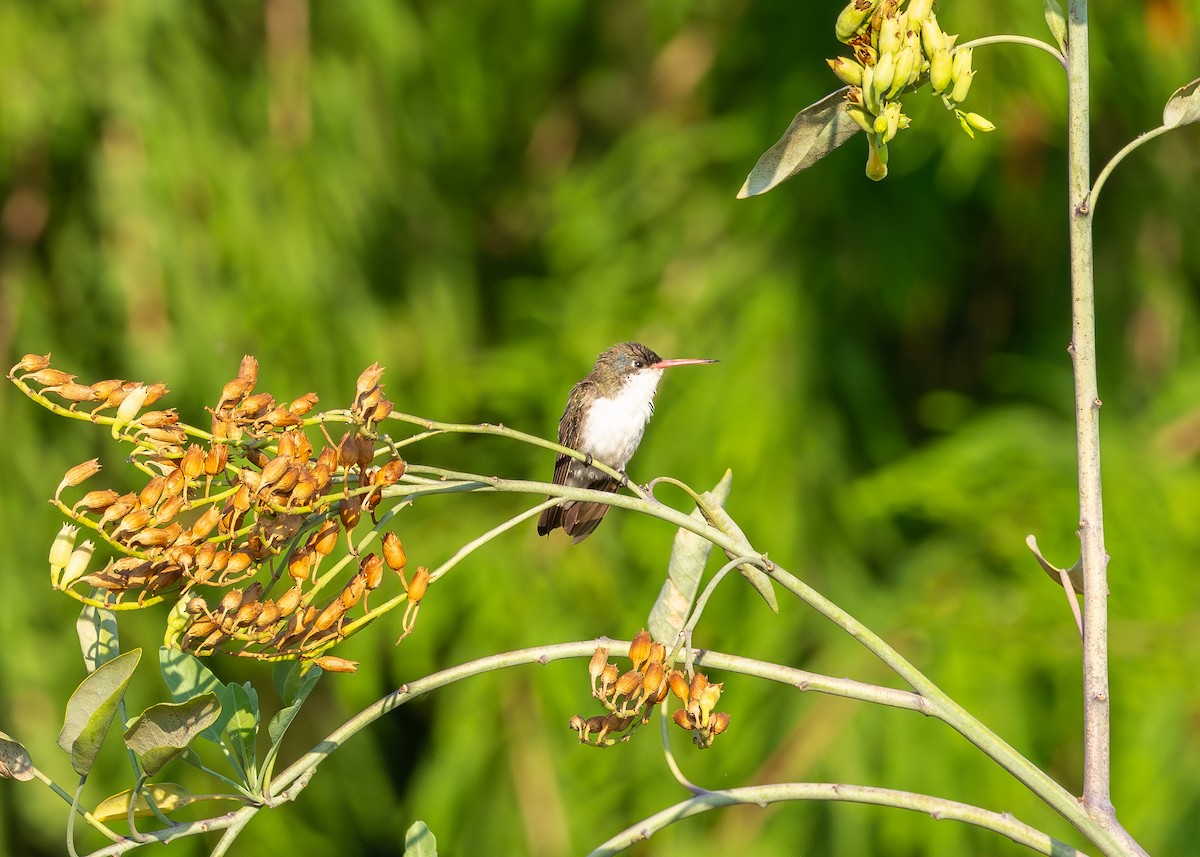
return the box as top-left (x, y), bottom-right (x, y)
top-left (2, 1), bottom-right (1199, 854)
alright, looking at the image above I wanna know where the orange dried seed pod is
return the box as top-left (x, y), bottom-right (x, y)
top-left (312, 655), bottom-right (358, 673)
top-left (61, 459), bottom-right (102, 489)
top-left (140, 476), bottom-right (166, 508)
top-left (382, 532), bottom-right (407, 572)
top-left (628, 629), bottom-right (652, 671)
top-left (28, 367), bottom-right (76, 387)
top-left (181, 445), bottom-right (205, 480)
top-left (289, 392), bottom-right (319, 416)
top-left (406, 566), bottom-right (429, 604)
top-left (13, 352), bottom-right (51, 374)
top-left (75, 489), bottom-right (121, 512)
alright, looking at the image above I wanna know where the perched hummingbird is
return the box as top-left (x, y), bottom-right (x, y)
top-left (537, 342), bottom-right (717, 542)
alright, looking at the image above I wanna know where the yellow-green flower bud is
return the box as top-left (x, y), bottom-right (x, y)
top-left (963, 111), bottom-right (995, 133)
top-left (845, 105), bottom-right (876, 134)
top-left (860, 65), bottom-right (880, 114)
top-left (873, 113), bottom-right (888, 134)
top-left (61, 540), bottom-right (95, 589)
top-left (951, 46), bottom-right (974, 84)
top-left (827, 56), bottom-right (864, 87)
top-left (929, 48), bottom-right (953, 94)
top-left (872, 51), bottom-right (895, 103)
top-left (920, 15), bottom-right (946, 55)
top-left (836, 0), bottom-right (882, 44)
top-left (882, 102), bottom-right (903, 142)
top-left (906, 0), bottom-right (934, 25)
top-left (878, 14), bottom-right (903, 56)
top-left (951, 68), bottom-right (975, 103)
top-left (887, 46), bottom-right (916, 98)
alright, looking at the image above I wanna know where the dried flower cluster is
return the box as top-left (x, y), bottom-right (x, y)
top-left (569, 630), bottom-right (730, 749)
top-left (11, 353), bottom-right (429, 670)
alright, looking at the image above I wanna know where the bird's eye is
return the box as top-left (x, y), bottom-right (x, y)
top-left (634, 360), bottom-right (643, 368)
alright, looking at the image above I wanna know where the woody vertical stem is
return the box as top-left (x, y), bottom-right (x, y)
top-left (1064, 0), bottom-right (1111, 820)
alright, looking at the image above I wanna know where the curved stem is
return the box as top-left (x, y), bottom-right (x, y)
top-left (958, 34), bottom-right (1067, 69)
top-left (586, 782), bottom-right (1087, 857)
top-left (1088, 124), bottom-right (1172, 214)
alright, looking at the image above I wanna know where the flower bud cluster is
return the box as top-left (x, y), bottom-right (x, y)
top-left (10, 354), bottom-right (420, 670)
top-left (829, 0), bottom-right (995, 180)
top-left (569, 631), bottom-right (730, 749)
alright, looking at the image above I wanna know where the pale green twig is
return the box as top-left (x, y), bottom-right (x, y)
top-left (585, 782), bottom-right (1087, 857)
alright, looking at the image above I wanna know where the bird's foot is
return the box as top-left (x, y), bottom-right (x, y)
top-left (617, 470), bottom-right (630, 489)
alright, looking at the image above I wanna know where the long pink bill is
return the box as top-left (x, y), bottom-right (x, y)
top-left (652, 357), bottom-right (719, 369)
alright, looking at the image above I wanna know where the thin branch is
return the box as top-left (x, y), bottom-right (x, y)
top-left (585, 782), bottom-right (1088, 857)
top-left (1087, 125), bottom-right (1173, 214)
top-left (958, 34), bottom-right (1067, 69)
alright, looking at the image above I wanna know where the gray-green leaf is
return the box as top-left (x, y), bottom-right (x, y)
top-left (404, 820), bottom-right (438, 857)
top-left (222, 682), bottom-right (259, 775)
top-left (1043, 0), bottom-right (1067, 53)
top-left (268, 663), bottom-right (322, 746)
top-left (0, 735), bottom-right (34, 781)
top-left (57, 649), bottom-right (142, 776)
top-left (737, 88), bottom-right (860, 198)
top-left (123, 694), bottom-right (221, 776)
top-left (648, 471), bottom-right (733, 643)
top-left (159, 647), bottom-right (230, 742)
top-left (77, 604), bottom-right (120, 673)
top-left (1164, 77), bottom-right (1200, 128)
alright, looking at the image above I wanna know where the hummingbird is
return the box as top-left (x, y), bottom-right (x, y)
top-left (536, 341), bottom-right (718, 542)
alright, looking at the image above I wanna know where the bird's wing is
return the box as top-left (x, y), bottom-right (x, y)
top-left (550, 378), bottom-right (592, 486)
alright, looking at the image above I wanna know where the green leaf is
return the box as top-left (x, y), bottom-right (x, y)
top-left (1164, 77), bottom-right (1200, 128)
top-left (77, 605), bottom-right (120, 673)
top-left (1043, 0), bottom-right (1067, 53)
top-left (404, 820), bottom-right (438, 857)
top-left (159, 647), bottom-right (229, 742)
top-left (737, 88), bottom-right (860, 198)
top-left (222, 682), bottom-right (259, 776)
top-left (648, 471), bottom-right (733, 644)
top-left (123, 694), bottom-right (222, 776)
top-left (57, 649), bottom-right (142, 776)
top-left (0, 735), bottom-right (35, 781)
top-left (268, 663), bottom-right (322, 746)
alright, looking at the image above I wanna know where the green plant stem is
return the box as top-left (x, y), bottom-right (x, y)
top-left (1088, 125), bottom-right (1173, 213)
top-left (585, 782), bottom-right (1087, 857)
top-left (1064, 0), bottom-right (1113, 824)
top-left (959, 33), bottom-right (1067, 68)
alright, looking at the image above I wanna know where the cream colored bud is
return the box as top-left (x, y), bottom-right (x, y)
top-left (50, 524), bottom-right (79, 573)
top-left (112, 384), bottom-right (149, 438)
top-left (835, 0), bottom-right (881, 44)
top-left (61, 540), bottom-right (95, 589)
